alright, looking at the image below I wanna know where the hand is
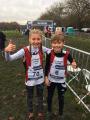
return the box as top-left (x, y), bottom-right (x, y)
top-left (71, 59), bottom-right (77, 69)
top-left (45, 77), bottom-right (51, 86)
top-left (5, 40), bottom-right (16, 52)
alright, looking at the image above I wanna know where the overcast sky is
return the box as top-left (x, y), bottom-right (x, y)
top-left (0, 0), bottom-right (64, 24)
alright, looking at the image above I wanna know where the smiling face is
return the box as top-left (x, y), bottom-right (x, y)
top-left (51, 35), bottom-right (65, 53)
top-left (29, 33), bottom-right (42, 48)
top-left (51, 40), bottom-right (64, 53)
top-left (29, 29), bottom-right (42, 48)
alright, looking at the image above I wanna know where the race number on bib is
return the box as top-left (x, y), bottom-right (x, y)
top-left (28, 66), bottom-right (43, 80)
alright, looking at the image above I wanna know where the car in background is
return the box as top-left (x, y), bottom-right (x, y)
top-left (81, 28), bottom-right (90, 33)
top-left (66, 27), bottom-right (75, 35)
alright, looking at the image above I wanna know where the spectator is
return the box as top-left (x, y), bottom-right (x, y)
top-left (0, 31), bottom-right (6, 56)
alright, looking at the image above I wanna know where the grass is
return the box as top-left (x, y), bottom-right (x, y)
top-left (0, 30), bottom-right (90, 120)
top-left (65, 35), bottom-right (90, 52)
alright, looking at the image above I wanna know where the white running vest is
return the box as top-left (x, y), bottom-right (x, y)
top-left (25, 54), bottom-right (44, 86)
top-left (48, 56), bottom-right (66, 83)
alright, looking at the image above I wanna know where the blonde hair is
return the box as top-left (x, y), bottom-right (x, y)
top-left (29, 29), bottom-right (43, 39)
top-left (51, 34), bottom-right (65, 43)
top-left (29, 29), bottom-right (43, 54)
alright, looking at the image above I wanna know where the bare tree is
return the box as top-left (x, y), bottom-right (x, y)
top-left (39, 2), bottom-right (65, 26)
top-left (65, 0), bottom-right (90, 29)
top-left (38, 0), bottom-right (90, 29)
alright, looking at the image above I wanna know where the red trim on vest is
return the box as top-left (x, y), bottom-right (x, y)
top-left (24, 47), bottom-right (43, 81)
top-left (24, 47), bottom-right (31, 81)
top-left (50, 50), bottom-right (55, 65)
top-left (64, 50), bottom-right (69, 75)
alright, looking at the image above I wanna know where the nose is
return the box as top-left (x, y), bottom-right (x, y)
top-left (34, 39), bottom-right (40, 43)
top-left (55, 43), bottom-right (60, 47)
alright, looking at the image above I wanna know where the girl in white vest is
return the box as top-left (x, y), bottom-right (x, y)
top-left (45, 35), bottom-right (77, 119)
top-left (5, 29), bottom-right (50, 120)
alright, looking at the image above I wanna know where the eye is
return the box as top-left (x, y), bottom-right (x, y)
top-left (59, 42), bottom-right (62, 44)
top-left (53, 42), bottom-right (57, 44)
top-left (32, 38), bottom-right (36, 41)
top-left (37, 38), bottom-right (40, 41)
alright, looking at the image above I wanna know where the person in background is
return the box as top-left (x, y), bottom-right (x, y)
top-left (0, 31), bottom-right (6, 56)
top-left (44, 26), bottom-right (51, 38)
top-left (55, 27), bottom-right (63, 35)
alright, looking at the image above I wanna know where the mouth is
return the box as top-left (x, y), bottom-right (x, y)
top-left (33, 43), bottom-right (41, 47)
top-left (53, 47), bottom-right (62, 52)
top-left (54, 47), bottom-right (61, 49)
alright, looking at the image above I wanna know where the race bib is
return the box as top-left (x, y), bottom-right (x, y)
top-left (28, 66), bottom-right (43, 80)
